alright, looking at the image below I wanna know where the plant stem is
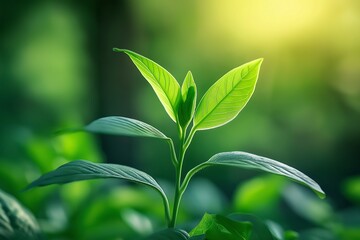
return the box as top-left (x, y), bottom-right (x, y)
top-left (169, 125), bottom-right (187, 228)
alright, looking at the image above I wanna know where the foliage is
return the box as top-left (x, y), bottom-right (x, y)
top-left (25, 50), bottom-right (325, 239)
top-left (0, 189), bottom-right (41, 239)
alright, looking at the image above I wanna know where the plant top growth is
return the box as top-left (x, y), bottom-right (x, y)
top-left (26, 49), bottom-right (325, 239)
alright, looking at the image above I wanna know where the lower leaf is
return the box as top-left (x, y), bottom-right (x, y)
top-left (25, 160), bottom-right (171, 225)
top-left (186, 152), bottom-right (325, 199)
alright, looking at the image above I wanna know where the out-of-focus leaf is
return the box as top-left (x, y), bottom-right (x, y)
top-left (282, 184), bottom-right (333, 224)
top-left (114, 49), bottom-right (180, 122)
top-left (266, 220), bottom-right (283, 240)
top-left (336, 208), bottom-right (360, 240)
top-left (266, 220), bottom-right (299, 240)
top-left (190, 213), bottom-right (252, 240)
top-left (343, 176), bottom-right (360, 205)
top-left (182, 178), bottom-right (227, 217)
top-left (0, 189), bottom-right (41, 240)
top-left (121, 208), bottom-right (153, 236)
top-left (284, 231), bottom-right (299, 240)
top-left (233, 175), bottom-right (284, 215)
top-left (193, 59), bottom-right (262, 131)
top-left (189, 152), bottom-right (325, 199)
top-left (298, 229), bottom-right (337, 240)
top-left (143, 228), bottom-right (189, 240)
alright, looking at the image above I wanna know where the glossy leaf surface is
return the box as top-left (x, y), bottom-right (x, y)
top-left (194, 152), bottom-right (325, 198)
top-left (26, 160), bottom-right (165, 195)
top-left (85, 116), bottom-right (169, 139)
top-left (114, 49), bottom-right (180, 122)
top-left (194, 59), bottom-right (263, 130)
top-left (26, 160), bottom-right (169, 218)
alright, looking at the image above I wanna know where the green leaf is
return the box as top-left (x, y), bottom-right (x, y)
top-left (189, 152), bottom-right (325, 199)
top-left (282, 184), bottom-right (333, 224)
top-left (0, 189), bottom-right (41, 240)
top-left (84, 116), bottom-right (169, 139)
top-left (114, 49), bottom-right (180, 122)
top-left (144, 228), bottom-right (189, 240)
top-left (178, 71), bottom-right (197, 127)
top-left (233, 175), bottom-right (285, 214)
top-left (26, 160), bottom-right (171, 224)
top-left (26, 160), bottom-right (166, 196)
top-left (193, 59), bottom-right (263, 130)
top-left (228, 213), bottom-right (275, 240)
top-left (190, 213), bottom-right (252, 240)
top-left (265, 220), bottom-right (299, 240)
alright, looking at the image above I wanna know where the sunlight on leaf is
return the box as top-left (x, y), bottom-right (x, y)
top-left (178, 71), bottom-right (197, 127)
top-left (114, 49), bottom-right (180, 122)
top-left (194, 59), bottom-right (263, 130)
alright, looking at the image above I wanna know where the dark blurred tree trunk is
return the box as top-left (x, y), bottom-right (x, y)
top-left (88, 0), bottom-right (137, 165)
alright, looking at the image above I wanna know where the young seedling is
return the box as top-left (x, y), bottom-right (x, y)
top-left (26, 49), bottom-right (325, 238)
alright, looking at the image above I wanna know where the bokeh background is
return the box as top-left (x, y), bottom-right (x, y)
top-left (1, 0), bottom-right (360, 239)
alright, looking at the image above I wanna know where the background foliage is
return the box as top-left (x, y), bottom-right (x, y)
top-left (1, 0), bottom-right (360, 239)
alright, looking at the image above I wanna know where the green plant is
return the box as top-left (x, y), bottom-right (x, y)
top-left (26, 49), bottom-right (325, 239)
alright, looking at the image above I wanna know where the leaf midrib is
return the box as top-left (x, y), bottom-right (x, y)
top-left (131, 53), bottom-right (178, 115)
top-left (195, 64), bottom-right (258, 129)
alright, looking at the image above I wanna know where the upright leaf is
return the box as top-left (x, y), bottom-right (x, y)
top-left (187, 152), bottom-right (325, 199)
top-left (194, 59), bottom-right (263, 130)
top-left (114, 49), bottom-right (180, 122)
top-left (26, 160), bottom-right (170, 224)
top-left (178, 71), bottom-right (197, 127)
top-left (84, 116), bottom-right (169, 139)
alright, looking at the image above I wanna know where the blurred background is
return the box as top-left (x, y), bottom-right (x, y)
top-left (1, 0), bottom-right (360, 239)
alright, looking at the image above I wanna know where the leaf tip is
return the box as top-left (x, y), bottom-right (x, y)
top-left (317, 190), bottom-right (326, 199)
top-left (256, 58), bottom-right (264, 65)
top-left (113, 48), bottom-right (123, 52)
top-left (113, 48), bottom-right (132, 54)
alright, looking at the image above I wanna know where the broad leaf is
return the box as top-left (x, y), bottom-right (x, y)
top-left (194, 59), bottom-right (263, 130)
top-left (144, 228), bottom-right (189, 240)
top-left (114, 49), bottom-right (180, 122)
top-left (178, 71), bottom-right (197, 127)
top-left (190, 213), bottom-right (252, 240)
top-left (228, 214), bottom-right (275, 240)
top-left (0, 189), bottom-right (41, 240)
top-left (191, 152), bottom-right (325, 199)
top-left (26, 160), bottom-right (170, 222)
top-left (84, 116), bottom-right (169, 139)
